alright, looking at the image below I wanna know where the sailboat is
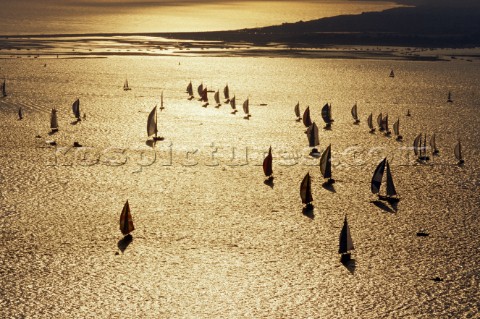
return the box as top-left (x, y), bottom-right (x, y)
top-left (223, 84), bottom-right (230, 104)
top-left (242, 98), bottom-right (251, 119)
top-left (371, 157), bottom-right (399, 202)
top-left (72, 98), bottom-right (81, 121)
top-left (447, 91), bottom-right (453, 103)
top-left (120, 200), bottom-right (134, 236)
top-left (406, 109), bottom-right (411, 117)
top-left (389, 70), bottom-right (395, 78)
top-left (321, 103), bottom-right (333, 129)
top-left (302, 106), bottom-right (312, 128)
top-left (320, 144), bottom-right (334, 184)
top-left (294, 102), bottom-right (301, 122)
top-left (263, 146), bottom-right (274, 182)
top-left (339, 215), bottom-right (354, 263)
top-left (382, 114), bottom-right (391, 136)
top-left (393, 118), bottom-right (402, 141)
top-left (186, 81), bottom-right (194, 100)
top-left (214, 90), bottom-right (221, 108)
top-left (413, 134), bottom-right (429, 161)
top-left (230, 95), bottom-right (237, 114)
top-left (367, 113), bottom-right (375, 133)
top-left (377, 113), bottom-right (384, 131)
top-left (197, 83), bottom-right (204, 100)
top-left (123, 79), bottom-right (131, 91)
top-left (454, 140), bottom-right (464, 164)
top-left (351, 103), bottom-right (360, 124)
top-left (50, 108), bottom-right (59, 133)
top-left (201, 88), bottom-right (209, 107)
top-left (18, 107), bottom-right (23, 120)
top-left (147, 104), bottom-right (163, 141)
top-left (1, 79), bottom-right (6, 97)
top-left (306, 122), bottom-right (320, 156)
top-left (159, 91), bottom-right (165, 111)
top-left (430, 133), bottom-right (439, 155)
top-left (300, 173), bottom-right (313, 210)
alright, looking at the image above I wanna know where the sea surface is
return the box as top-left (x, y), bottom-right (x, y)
top-left (0, 53), bottom-right (479, 318)
top-left (0, 0), bottom-right (401, 35)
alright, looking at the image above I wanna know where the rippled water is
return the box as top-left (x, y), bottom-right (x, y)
top-left (0, 55), bottom-right (479, 318)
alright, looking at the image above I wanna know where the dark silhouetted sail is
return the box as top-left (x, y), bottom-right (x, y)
top-left (72, 98), bottom-right (80, 120)
top-left (223, 84), bottom-right (230, 103)
top-left (214, 90), bottom-right (221, 107)
top-left (120, 200), bottom-right (134, 235)
top-left (123, 79), bottom-right (131, 91)
top-left (306, 122), bottom-right (319, 147)
top-left (160, 91), bottom-right (165, 111)
top-left (18, 107), bottom-right (23, 120)
top-left (385, 160), bottom-right (397, 197)
top-left (321, 103), bottom-right (332, 124)
top-left (230, 95), bottom-right (237, 113)
top-left (294, 102), bottom-right (301, 119)
top-left (367, 113), bottom-right (374, 131)
top-left (430, 134), bottom-right (438, 153)
top-left (351, 103), bottom-right (359, 123)
top-left (263, 147), bottom-right (273, 177)
top-left (186, 81), bottom-right (193, 97)
top-left (197, 83), bottom-right (203, 98)
top-left (389, 70), bottom-right (395, 78)
top-left (454, 140), bottom-right (463, 161)
top-left (371, 158), bottom-right (386, 194)
top-left (50, 108), bottom-right (58, 131)
top-left (393, 118), bottom-right (400, 136)
top-left (243, 98), bottom-right (249, 115)
top-left (302, 106), bottom-right (312, 127)
top-left (413, 134), bottom-right (422, 156)
top-left (1, 79), bottom-right (6, 97)
top-left (339, 216), bottom-right (354, 254)
top-left (300, 173), bottom-right (313, 204)
top-left (377, 113), bottom-right (383, 130)
top-left (447, 91), bottom-right (453, 103)
top-left (320, 144), bottom-right (332, 179)
top-left (147, 105), bottom-right (158, 138)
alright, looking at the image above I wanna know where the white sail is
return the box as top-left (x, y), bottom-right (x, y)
top-left (351, 103), bottom-right (358, 121)
top-left (72, 98), bottom-right (80, 120)
top-left (393, 118), bottom-right (400, 136)
top-left (367, 113), bottom-right (374, 130)
top-left (294, 102), bottom-right (300, 118)
top-left (120, 200), bottom-right (134, 235)
top-left (306, 122), bottom-right (319, 147)
top-left (371, 158), bottom-right (386, 194)
top-left (339, 216), bottom-right (354, 254)
top-left (320, 144), bottom-right (332, 179)
top-left (385, 160), bottom-right (397, 197)
top-left (147, 105), bottom-right (158, 137)
top-left (454, 140), bottom-right (462, 161)
top-left (243, 98), bottom-right (249, 115)
top-left (50, 108), bottom-right (58, 130)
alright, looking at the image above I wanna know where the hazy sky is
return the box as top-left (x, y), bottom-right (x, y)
top-left (0, 0), bottom-right (401, 35)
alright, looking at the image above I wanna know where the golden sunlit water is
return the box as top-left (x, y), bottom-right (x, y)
top-left (0, 52), bottom-right (479, 317)
top-left (0, 1), bottom-right (401, 35)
